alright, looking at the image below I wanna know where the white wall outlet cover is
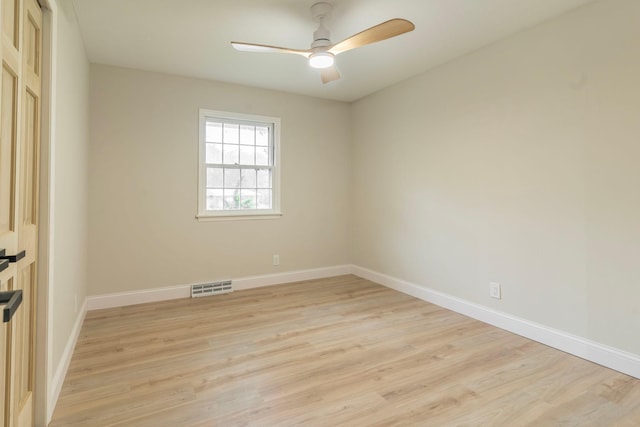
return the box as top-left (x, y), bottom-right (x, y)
top-left (489, 282), bottom-right (502, 299)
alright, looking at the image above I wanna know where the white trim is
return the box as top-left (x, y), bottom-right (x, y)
top-left (197, 109), bottom-right (281, 219)
top-left (38, 0), bottom-right (58, 424)
top-left (351, 265), bottom-right (640, 380)
top-left (87, 284), bottom-right (191, 311)
top-left (86, 265), bottom-right (353, 311)
top-left (233, 265), bottom-right (352, 290)
top-left (48, 297), bottom-right (87, 422)
top-left (196, 212), bottom-right (283, 222)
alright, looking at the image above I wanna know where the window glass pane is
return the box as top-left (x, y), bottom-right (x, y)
top-left (206, 122), bottom-right (222, 142)
top-left (207, 167), bottom-right (223, 188)
top-left (224, 168), bottom-right (241, 189)
top-left (257, 169), bottom-right (271, 189)
top-left (240, 189), bottom-right (256, 209)
top-left (223, 190), bottom-right (255, 209)
top-left (224, 189), bottom-right (241, 210)
top-left (223, 123), bottom-right (239, 144)
top-left (256, 147), bottom-right (269, 166)
top-left (240, 125), bottom-right (255, 145)
top-left (256, 126), bottom-right (269, 146)
top-left (206, 143), bottom-right (222, 164)
top-left (223, 144), bottom-right (239, 165)
top-left (241, 169), bottom-right (256, 188)
top-left (240, 145), bottom-right (255, 165)
top-left (206, 189), bottom-right (223, 210)
top-left (257, 189), bottom-right (272, 209)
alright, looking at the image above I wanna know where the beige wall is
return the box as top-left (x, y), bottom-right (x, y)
top-left (49, 0), bottom-right (90, 392)
top-left (352, 0), bottom-right (640, 355)
top-left (88, 65), bottom-right (351, 295)
top-left (85, 0), bottom-right (639, 359)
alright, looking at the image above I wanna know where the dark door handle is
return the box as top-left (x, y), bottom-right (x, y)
top-left (0, 259), bottom-right (8, 273)
top-left (0, 249), bottom-right (25, 263)
top-left (0, 290), bottom-right (23, 323)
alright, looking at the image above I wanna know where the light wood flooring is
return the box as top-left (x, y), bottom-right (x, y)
top-left (49, 275), bottom-right (640, 426)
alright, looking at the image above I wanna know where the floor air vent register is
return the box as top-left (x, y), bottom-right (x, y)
top-left (191, 281), bottom-right (233, 298)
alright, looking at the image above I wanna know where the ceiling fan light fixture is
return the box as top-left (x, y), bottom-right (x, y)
top-left (309, 51), bottom-right (334, 69)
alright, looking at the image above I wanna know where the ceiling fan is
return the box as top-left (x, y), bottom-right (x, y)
top-left (231, 2), bottom-right (415, 84)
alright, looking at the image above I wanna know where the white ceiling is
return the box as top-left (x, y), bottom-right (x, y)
top-left (72, 0), bottom-right (598, 102)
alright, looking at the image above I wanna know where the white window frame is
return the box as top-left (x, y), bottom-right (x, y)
top-left (197, 109), bottom-right (282, 221)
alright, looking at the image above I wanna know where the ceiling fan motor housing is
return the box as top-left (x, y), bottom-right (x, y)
top-left (312, 23), bottom-right (331, 49)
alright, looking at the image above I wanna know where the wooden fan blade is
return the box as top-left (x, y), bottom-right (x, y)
top-left (328, 19), bottom-right (415, 55)
top-left (321, 66), bottom-right (340, 84)
top-left (231, 42), bottom-right (311, 58)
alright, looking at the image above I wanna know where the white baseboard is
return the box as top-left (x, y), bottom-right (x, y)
top-left (233, 264), bottom-right (353, 290)
top-left (352, 265), bottom-right (640, 380)
top-left (87, 283), bottom-right (190, 310)
top-left (48, 297), bottom-right (87, 422)
top-left (86, 264), bottom-right (353, 311)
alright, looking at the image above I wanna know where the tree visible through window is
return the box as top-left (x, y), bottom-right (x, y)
top-left (198, 110), bottom-right (280, 219)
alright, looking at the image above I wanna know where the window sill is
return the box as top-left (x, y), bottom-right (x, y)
top-left (196, 212), bottom-right (283, 222)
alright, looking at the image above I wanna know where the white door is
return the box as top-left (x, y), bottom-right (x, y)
top-left (0, 0), bottom-right (42, 425)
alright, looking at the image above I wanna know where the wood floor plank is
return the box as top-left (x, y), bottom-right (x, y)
top-left (49, 275), bottom-right (640, 426)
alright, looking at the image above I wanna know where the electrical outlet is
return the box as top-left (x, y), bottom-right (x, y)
top-left (489, 282), bottom-right (501, 299)
top-left (273, 254), bottom-right (280, 266)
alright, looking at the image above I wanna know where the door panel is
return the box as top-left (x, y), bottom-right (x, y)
top-left (0, 65), bottom-right (17, 242)
top-left (2, 0), bottom-right (18, 49)
top-left (1, 273), bottom-right (15, 426)
top-left (0, 0), bottom-right (42, 425)
top-left (22, 91), bottom-right (36, 226)
top-left (14, 262), bottom-right (34, 427)
top-left (24, 12), bottom-right (38, 77)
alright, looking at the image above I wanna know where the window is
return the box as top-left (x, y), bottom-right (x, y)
top-left (197, 109), bottom-right (281, 220)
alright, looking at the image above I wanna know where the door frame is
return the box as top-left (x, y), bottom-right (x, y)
top-left (34, 0), bottom-right (56, 424)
